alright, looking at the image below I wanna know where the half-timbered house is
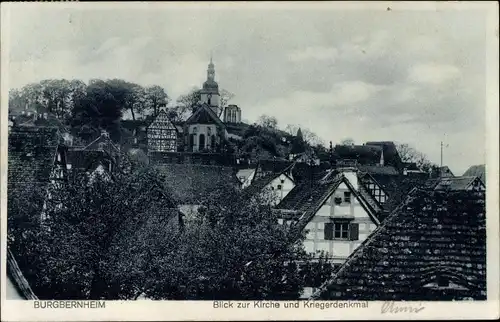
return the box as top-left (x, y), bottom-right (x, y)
top-left (311, 188), bottom-right (486, 301)
top-left (147, 107), bottom-right (178, 153)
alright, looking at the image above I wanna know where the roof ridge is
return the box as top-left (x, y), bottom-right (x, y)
top-left (310, 187), bottom-right (420, 299)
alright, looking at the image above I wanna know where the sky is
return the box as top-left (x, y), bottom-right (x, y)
top-left (4, 3), bottom-right (493, 174)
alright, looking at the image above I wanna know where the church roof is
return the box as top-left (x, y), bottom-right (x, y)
top-left (311, 188), bottom-right (486, 301)
top-left (185, 104), bottom-right (225, 128)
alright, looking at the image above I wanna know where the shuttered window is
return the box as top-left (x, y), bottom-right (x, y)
top-left (349, 223), bottom-right (359, 241)
top-left (324, 223), bottom-right (334, 240)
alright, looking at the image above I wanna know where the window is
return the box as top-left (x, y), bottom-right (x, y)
top-left (277, 184), bottom-right (282, 190)
top-left (344, 191), bottom-right (351, 203)
top-left (334, 223), bottom-right (349, 239)
top-left (193, 127), bottom-right (198, 134)
top-left (334, 197), bottom-right (342, 205)
top-left (324, 222), bottom-right (359, 241)
top-left (280, 179), bottom-right (285, 184)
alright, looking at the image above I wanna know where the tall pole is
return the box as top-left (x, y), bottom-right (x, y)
top-left (440, 141), bottom-right (443, 168)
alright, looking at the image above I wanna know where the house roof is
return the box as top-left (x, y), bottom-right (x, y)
top-left (83, 132), bottom-right (120, 154)
top-left (154, 164), bottom-right (240, 204)
top-left (252, 159), bottom-right (293, 181)
top-left (333, 144), bottom-right (382, 165)
top-left (185, 103), bottom-right (225, 128)
top-left (432, 176), bottom-right (483, 191)
top-left (7, 248), bottom-right (38, 300)
top-left (277, 171), bottom-right (383, 234)
top-left (67, 149), bottom-right (108, 170)
top-left (244, 162), bottom-right (295, 197)
top-left (357, 165), bottom-right (399, 176)
top-left (312, 188), bottom-right (486, 300)
top-left (8, 127), bottom-right (61, 193)
top-left (463, 164), bottom-right (486, 184)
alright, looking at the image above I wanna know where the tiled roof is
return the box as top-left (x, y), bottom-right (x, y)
top-left (433, 176), bottom-right (482, 191)
top-left (333, 144), bottom-right (382, 165)
top-left (357, 165), bottom-right (399, 176)
top-left (244, 161), bottom-right (296, 197)
top-left (8, 127), bottom-right (60, 193)
top-left (7, 248), bottom-right (38, 300)
top-left (185, 104), bottom-right (225, 128)
top-left (290, 162), bottom-right (331, 184)
top-left (312, 189), bottom-right (486, 300)
top-left (154, 164), bottom-right (240, 204)
top-left (253, 159), bottom-right (292, 178)
top-left (463, 165), bottom-right (486, 184)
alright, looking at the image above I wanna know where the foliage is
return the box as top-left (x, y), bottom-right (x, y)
top-left (396, 143), bottom-right (438, 172)
top-left (340, 138), bottom-right (355, 145)
top-left (144, 85), bottom-right (170, 116)
top-left (257, 115), bottom-right (278, 130)
top-left (8, 159), bottom-right (312, 300)
top-left (8, 160), bottom-right (177, 300)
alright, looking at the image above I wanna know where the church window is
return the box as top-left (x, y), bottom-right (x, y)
top-left (199, 134), bottom-right (206, 150)
top-left (211, 135), bottom-right (216, 150)
top-left (189, 134), bottom-right (196, 148)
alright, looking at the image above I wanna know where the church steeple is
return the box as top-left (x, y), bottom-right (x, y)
top-left (207, 55), bottom-right (215, 82)
top-left (200, 55), bottom-right (221, 116)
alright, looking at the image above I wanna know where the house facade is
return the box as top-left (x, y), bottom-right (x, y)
top-left (276, 169), bottom-right (382, 263)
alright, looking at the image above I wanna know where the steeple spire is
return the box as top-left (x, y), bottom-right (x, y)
top-left (207, 55), bottom-right (215, 81)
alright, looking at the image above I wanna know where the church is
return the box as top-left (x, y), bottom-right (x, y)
top-left (145, 57), bottom-right (246, 164)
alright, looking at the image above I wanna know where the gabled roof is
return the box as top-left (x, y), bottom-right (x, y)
top-left (463, 164), bottom-right (486, 184)
top-left (84, 132), bottom-right (120, 154)
top-left (431, 176), bottom-right (484, 191)
top-left (7, 248), bottom-right (38, 300)
top-left (312, 188), bottom-right (486, 300)
top-left (252, 159), bottom-right (293, 181)
top-left (357, 165), bottom-right (399, 176)
top-left (277, 172), bottom-right (382, 235)
top-left (244, 162), bottom-right (295, 197)
top-left (333, 144), bottom-right (382, 165)
top-left (147, 109), bottom-right (177, 131)
top-left (154, 164), bottom-right (240, 204)
top-left (185, 103), bottom-right (225, 128)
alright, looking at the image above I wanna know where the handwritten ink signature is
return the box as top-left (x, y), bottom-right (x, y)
top-left (381, 301), bottom-right (426, 314)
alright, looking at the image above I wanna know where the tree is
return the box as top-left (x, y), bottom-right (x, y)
top-left (340, 138), bottom-right (355, 145)
top-left (285, 124), bottom-right (324, 146)
top-left (8, 161), bottom-right (311, 300)
top-left (145, 85), bottom-right (169, 117)
top-left (176, 87), bottom-right (201, 114)
top-left (141, 185), bottom-right (309, 300)
top-left (219, 89), bottom-right (235, 117)
top-left (396, 143), bottom-right (437, 172)
top-left (8, 159), bottom-right (178, 300)
top-left (106, 79), bottom-right (146, 121)
top-left (257, 115), bottom-right (278, 130)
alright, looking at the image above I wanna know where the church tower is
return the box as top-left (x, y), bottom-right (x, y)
top-left (199, 56), bottom-right (221, 117)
